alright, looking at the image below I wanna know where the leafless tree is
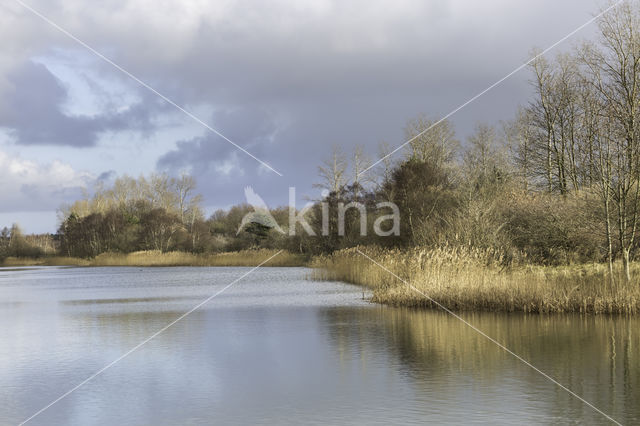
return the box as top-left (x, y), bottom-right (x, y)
top-left (351, 144), bottom-right (376, 191)
top-left (174, 172), bottom-right (200, 224)
top-left (404, 114), bottom-right (459, 168)
top-left (504, 108), bottom-right (535, 191)
top-left (315, 145), bottom-right (348, 194)
top-left (527, 53), bottom-right (583, 194)
top-left (579, 0), bottom-right (640, 282)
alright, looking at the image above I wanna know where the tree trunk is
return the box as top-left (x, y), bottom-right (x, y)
top-left (622, 247), bottom-right (631, 283)
top-left (604, 196), bottom-right (614, 286)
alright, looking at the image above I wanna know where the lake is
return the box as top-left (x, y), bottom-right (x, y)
top-left (0, 266), bottom-right (638, 425)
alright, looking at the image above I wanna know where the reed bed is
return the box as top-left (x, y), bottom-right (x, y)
top-left (1, 256), bottom-right (90, 266)
top-left (311, 246), bottom-right (640, 314)
top-left (1, 249), bottom-right (307, 268)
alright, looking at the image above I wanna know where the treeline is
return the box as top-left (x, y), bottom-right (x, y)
top-left (55, 173), bottom-right (297, 257)
top-left (0, 225), bottom-right (55, 259)
top-left (7, 2), bottom-right (640, 284)
top-left (304, 2), bottom-right (640, 283)
top-left (58, 173), bottom-right (217, 257)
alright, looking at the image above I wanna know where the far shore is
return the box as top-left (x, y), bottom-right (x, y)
top-left (4, 247), bottom-right (639, 315)
top-left (0, 249), bottom-right (308, 268)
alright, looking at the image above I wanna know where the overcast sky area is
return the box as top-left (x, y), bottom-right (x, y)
top-left (0, 0), bottom-right (605, 233)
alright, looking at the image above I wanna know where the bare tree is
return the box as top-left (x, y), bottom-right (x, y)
top-left (404, 114), bottom-right (459, 168)
top-left (351, 144), bottom-right (376, 191)
top-left (174, 172), bottom-right (199, 224)
top-left (463, 123), bottom-right (509, 182)
top-left (315, 145), bottom-right (348, 194)
top-left (528, 53), bottom-right (581, 194)
top-left (504, 108), bottom-right (535, 191)
top-left (580, 0), bottom-right (640, 282)
top-left (376, 141), bottom-right (397, 199)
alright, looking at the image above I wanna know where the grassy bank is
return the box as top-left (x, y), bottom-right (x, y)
top-left (311, 246), bottom-right (640, 314)
top-left (1, 249), bottom-right (307, 268)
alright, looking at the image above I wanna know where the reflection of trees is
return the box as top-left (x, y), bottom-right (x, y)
top-left (322, 307), bottom-right (640, 423)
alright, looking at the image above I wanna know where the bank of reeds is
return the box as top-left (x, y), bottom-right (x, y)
top-left (311, 246), bottom-right (640, 314)
top-left (1, 249), bottom-right (307, 268)
top-left (0, 256), bottom-right (90, 267)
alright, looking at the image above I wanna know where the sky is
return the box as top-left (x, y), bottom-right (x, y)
top-left (0, 0), bottom-right (605, 233)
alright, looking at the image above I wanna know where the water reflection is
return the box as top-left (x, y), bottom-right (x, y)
top-left (0, 267), bottom-right (637, 425)
top-left (322, 307), bottom-right (640, 424)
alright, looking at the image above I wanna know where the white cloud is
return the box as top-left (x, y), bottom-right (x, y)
top-left (0, 150), bottom-right (92, 212)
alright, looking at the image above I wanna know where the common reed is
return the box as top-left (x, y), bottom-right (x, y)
top-left (1, 249), bottom-right (307, 268)
top-left (311, 246), bottom-right (640, 314)
top-left (1, 256), bottom-right (90, 266)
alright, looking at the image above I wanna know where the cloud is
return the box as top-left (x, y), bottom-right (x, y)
top-left (0, 60), bottom-right (160, 146)
top-left (1, 1), bottom-right (600, 116)
top-left (97, 170), bottom-right (116, 181)
top-left (158, 105), bottom-right (284, 175)
top-left (0, 0), bottom-right (603, 227)
top-left (0, 150), bottom-right (92, 212)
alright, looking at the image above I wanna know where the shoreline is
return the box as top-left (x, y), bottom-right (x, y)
top-left (0, 249), bottom-right (308, 268)
top-left (4, 247), bottom-right (639, 315)
top-left (310, 247), bottom-right (640, 315)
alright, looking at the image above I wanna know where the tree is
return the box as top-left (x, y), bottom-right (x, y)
top-left (382, 159), bottom-right (457, 246)
top-left (375, 141), bottom-right (398, 200)
top-left (504, 108), bottom-right (535, 191)
top-left (463, 123), bottom-right (509, 187)
top-left (173, 172), bottom-right (200, 225)
top-left (315, 146), bottom-right (348, 193)
top-left (404, 114), bottom-right (459, 169)
top-left (140, 209), bottom-right (181, 252)
top-left (351, 144), bottom-right (376, 190)
top-left (580, 0), bottom-right (640, 281)
top-left (527, 53), bottom-right (583, 194)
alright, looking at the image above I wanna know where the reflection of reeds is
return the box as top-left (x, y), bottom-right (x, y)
top-left (1, 249), bottom-right (306, 268)
top-left (311, 246), bottom-right (640, 314)
top-left (324, 306), bottom-right (640, 422)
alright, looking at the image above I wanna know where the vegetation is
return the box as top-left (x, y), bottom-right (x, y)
top-left (2, 249), bottom-right (306, 268)
top-left (0, 224), bottom-right (55, 261)
top-left (3, 2), bottom-right (640, 313)
top-left (312, 247), bottom-right (640, 314)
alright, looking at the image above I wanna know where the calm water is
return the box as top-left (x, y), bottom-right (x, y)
top-left (0, 267), bottom-right (638, 425)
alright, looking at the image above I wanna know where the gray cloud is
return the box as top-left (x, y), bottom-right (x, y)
top-left (97, 170), bottom-right (116, 181)
top-left (0, 60), bottom-right (161, 146)
top-left (146, 0), bottom-right (602, 208)
top-left (0, 0), bottom-right (605, 227)
top-left (158, 106), bottom-right (282, 173)
top-left (1, 61), bottom-right (103, 146)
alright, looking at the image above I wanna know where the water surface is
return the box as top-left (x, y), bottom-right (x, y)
top-left (0, 267), bottom-right (638, 425)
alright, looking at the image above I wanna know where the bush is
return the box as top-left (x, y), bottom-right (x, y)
top-left (501, 191), bottom-right (605, 264)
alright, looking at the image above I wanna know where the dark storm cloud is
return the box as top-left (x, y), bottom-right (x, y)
top-left (158, 134), bottom-right (237, 175)
top-left (0, 0), bottom-right (606, 226)
top-left (0, 60), bottom-right (159, 146)
top-left (158, 106), bottom-right (282, 174)
top-left (143, 0), bottom-right (601, 209)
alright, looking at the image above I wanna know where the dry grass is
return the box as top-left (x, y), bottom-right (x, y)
top-left (91, 250), bottom-right (307, 267)
top-left (1, 249), bottom-right (307, 268)
top-left (1, 256), bottom-right (90, 266)
top-left (311, 246), bottom-right (640, 314)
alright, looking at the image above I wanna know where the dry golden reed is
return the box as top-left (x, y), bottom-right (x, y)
top-left (311, 246), bottom-right (640, 314)
top-left (2, 249), bottom-right (306, 268)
